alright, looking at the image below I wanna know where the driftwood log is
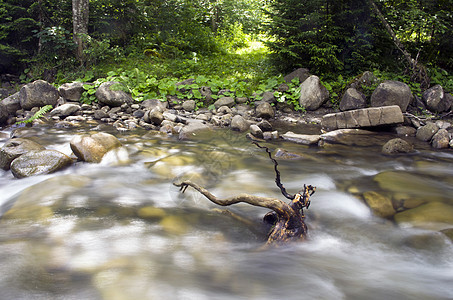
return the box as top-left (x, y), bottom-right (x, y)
top-left (173, 142), bottom-right (316, 246)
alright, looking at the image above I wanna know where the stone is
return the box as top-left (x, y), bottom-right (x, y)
top-left (214, 97), bottom-right (235, 109)
top-left (422, 85), bottom-right (451, 113)
top-left (281, 131), bottom-right (320, 145)
top-left (145, 109), bottom-right (164, 125)
top-left (95, 81), bottom-right (134, 107)
top-left (260, 91), bottom-right (275, 104)
top-left (217, 106), bottom-right (232, 115)
top-left (284, 68), bottom-right (310, 84)
top-left (415, 122), bottom-right (439, 142)
top-left (142, 99), bottom-right (168, 110)
top-left (0, 102), bottom-right (7, 125)
top-left (363, 191), bottom-right (395, 218)
top-left (94, 109), bottom-right (109, 120)
top-left (178, 120), bottom-right (211, 140)
top-left (339, 88), bottom-right (367, 111)
top-left (320, 129), bottom-right (385, 147)
top-left (182, 100), bottom-right (196, 112)
top-left (58, 82), bottom-right (85, 101)
top-left (382, 138), bottom-right (413, 154)
top-left (350, 71), bottom-right (379, 91)
top-left (431, 128), bottom-right (450, 149)
top-left (50, 103), bottom-right (81, 118)
top-left (1, 92), bottom-right (20, 115)
top-left (19, 80), bottom-right (59, 110)
top-left (10, 149), bottom-right (72, 178)
top-left (257, 120), bottom-right (272, 132)
top-left (249, 124), bottom-right (263, 139)
top-left (370, 80), bottom-right (412, 112)
top-left (394, 126), bottom-right (416, 137)
top-left (0, 138), bottom-right (46, 170)
top-left (255, 102), bottom-right (275, 119)
top-left (299, 75), bottom-right (329, 111)
top-left (70, 132), bottom-right (122, 163)
top-left (394, 202), bottom-right (453, 230)
top-left (230, 115), bottom-right (249, 132)
top-left (322, 105), bottom-right (404, 130)
top-left (199, 86), bottom-right (213, 102)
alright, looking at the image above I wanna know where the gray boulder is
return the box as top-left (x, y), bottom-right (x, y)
top-left (214, 97), bottom-right (235, 109)
top-left (255, 102), bottom-right (275, 119)
top-left (95, 81), bottom-right (134, 107)
top-left (10, 149), bottom-right (72, 178)
top-left (19, 80), bottom-right (59, 110)
top-left (431, 129), bottom-right (450, 149)
top-left (0, 138), bottom-right (46, 170)
top-left (70, 132), bottom-right (122, 163)
top-left (230, 115), bottom-right (249, 132)
top-left (422, 85), bottom-right (451, 113)
top-left (182, 100), bottom-right (196, 112)
top-left (142, 99), bottom-right (168, 110)
top-left (178, 120), bottom-right (211, 140)
top-left (370, 80), bottom-right (412, 112)
top-left (284, 68), bottom-right (310, 84)
top-left (416, 123), bottom-right (439, 142)
top-left (382, 138), bottom-right (413, 154)
top-left (339, 88), bottom-right (367, 111)
top-left (299, 75), bottom-right (329, 111)
top-left (2, 92), bottom-right (20, 115)
top-left (50, 103), bottom-right (81, 118)
top-left (58, 82), bottom-right (85, 101)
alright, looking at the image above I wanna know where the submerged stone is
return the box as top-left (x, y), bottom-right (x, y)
top-left (394, 202), bottom-right (453, 230)
top-left (363, 191), bottom-right (395, 218)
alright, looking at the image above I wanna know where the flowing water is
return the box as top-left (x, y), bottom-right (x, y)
top-left (0, 123), bottom-right (452, 300)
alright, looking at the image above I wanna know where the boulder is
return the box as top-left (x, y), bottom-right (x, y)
top-left (255, 102), bottom-right (275, 119)
top-left (281, 131), bottom-right (320, 145)
top-left (249, 124), bottom-right (263, 139)
top-left (431, 128), bottom-right (450, 149)
top-left (50, 103), bottom-right (81, 118)
top-left (1, 92), bottom-right (20, 115)
top-left (70, 132), bottom-right (122, 163)
top-left (0, 138), bottom-right (46, 170)
top-left (322, 105), bottom-right (404, 130)
top-left (370, 80), bottom-right (412, 112)
top-left (394, 202), bottom-right (453, 230)
top-left (230, 115), bottom-right (249, 132)
top-left (95, 81), bottom-right (134, 107)
top-left (10, 149), bottom-right (72, 178)
top-left (214, 97), bottom-right (235, 109)
top-left (19, 80), bottom-right (59, 110)
top-left (299, 75), bottom-right (329, 111)
top-left (382, 138), bottom-right (413, 154)
top-left (339, 88), bottom-right (367, 111)
top-left (422, 85), bottom-right (451, 113)
top-left (58, 82), bottom-right (85, 101)
top-left (415, 122), bottom-right (439, 142)
top-left (182, 100), bottom-right (196, 112)
top-left (363, 191), bottom-right (395, 218)
top-left (142, 99), bottom-right (168, 110)
top-left (178, 120), bottom-right (211, 140)
top-left (284, 68), bottom-right (310, 84)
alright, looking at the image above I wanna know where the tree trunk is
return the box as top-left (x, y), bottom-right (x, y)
top-left (72, 0), bottom-right (89, 64)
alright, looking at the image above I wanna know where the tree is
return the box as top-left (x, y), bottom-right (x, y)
top-left (72, 0), bottom-right (89, 63)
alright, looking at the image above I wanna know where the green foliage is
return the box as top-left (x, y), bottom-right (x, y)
top-left (16, 105), bottom-right (53, 124)
top-left (321, 75), bottom-right (351, 108)
top-left (428, 68), bottom-right (453, 93)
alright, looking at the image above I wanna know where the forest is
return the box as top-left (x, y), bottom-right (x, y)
top-left (1, 0), bottom-right (452, 106)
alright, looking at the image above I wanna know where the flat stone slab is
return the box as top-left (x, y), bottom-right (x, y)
top-left (322, 105), bottom-right (404, 130)
top-left (281, 131), bottom-right (320, 145)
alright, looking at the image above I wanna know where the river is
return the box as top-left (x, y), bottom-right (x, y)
top-left (1, 122), bottom-right (452, 300)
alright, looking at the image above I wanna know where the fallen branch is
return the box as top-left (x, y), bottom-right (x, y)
top-left (173, 143), bottom-right (316, 246)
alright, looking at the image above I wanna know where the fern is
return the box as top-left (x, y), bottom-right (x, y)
top-left (16, 105), bottom-right (53, 124)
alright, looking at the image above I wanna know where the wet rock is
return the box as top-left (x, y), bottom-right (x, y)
top-left (339, 88), bottom-right (367, 111)
top-left (284, 68), bottom-right (310, 83)
top-left (95, 81), bottom-right (134, 107)
top-left (230, 115), bottom-right (249, 132)
top-left (370, 80), bottom-right (412, 112)
top-left (144, 108), bottom-right (164, 125)
top-left (363, 191), bottom-right (395, 218)
top-left (441, 228), bottom-right (453, 242)
top-left (0, 138), bottom-right (46, 170)
top-left (322, 105), bottom-right (404, 130)
top-left (415, 122), bottom-right (439, 142)
top-left (257, 120), bottom-right (272, 132)
top-left (431, 129), bottom-right (450, 149)
top-left (10, 149), bottom-right (72, 178)
top-left (70, 132), bottom-right (122, 163)
top-left (394, 202), bottom-right (453, 230)
top-left (50, 103), bottom-right (81, 118)
top-left (299, 75), bottom-right (329, 111)
top-left (274, 148), bottom-right (301, 159)
top-left (382, 138), bottom-right (413, 154)
top-left (58, 82), bottom-right (85, 101)
top-left (249, 124), bottom-right (263, 139)
top-left (403, 232), bottom-right (451, 251)
top-left (255, 102), bottom-right (275, 119)
top-left (182, 100), bottom-right (196, 112)
top-left (214, 97), bottom-right (235, 109)
top-left (137, 206), bottom-right (166, 220)
top-left (422, 85), bottom-right (451, 113)
top-left (281, 131), bottom-right (320, 145)
top-left (320, 129), bottom-right (379, 146)
top-left (19, 80), bottom-right (59, 110)
top-left (1, 92), bottom-right (20, 115)
top-left (160, 215), bottom-right (189, 235)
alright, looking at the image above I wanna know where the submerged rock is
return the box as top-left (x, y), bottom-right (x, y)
top-left (394, 202), bottom-right (453, 230)
top-left (10, 149), bottom-right (72, 178)
top-left (363, 191), bottom-right (395, 218)
top-left (381, 138), bottom-right (413, 154)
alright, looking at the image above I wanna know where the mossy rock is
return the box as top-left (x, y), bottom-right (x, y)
top-left (363, 191), bottom-right (395, 218)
